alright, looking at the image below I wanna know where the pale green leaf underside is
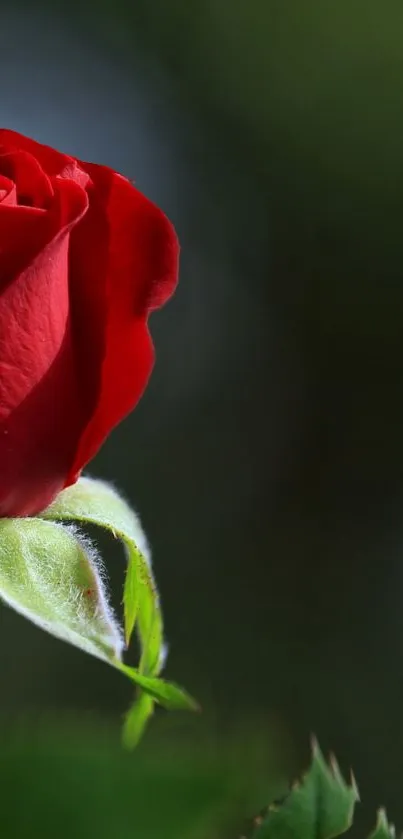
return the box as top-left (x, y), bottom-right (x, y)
top-left (42, 477), bottom-right (163, 676)
top-left (253, 740), bottom-right (359, 839)
top-left (0, 518), bottom-right (123, 665)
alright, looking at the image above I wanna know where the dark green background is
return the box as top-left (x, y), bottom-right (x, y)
top-left (1, 1), bottom-right (403, 835)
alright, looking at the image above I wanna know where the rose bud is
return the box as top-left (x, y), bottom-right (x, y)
top-left (0, 129), bottom-right (179, 517)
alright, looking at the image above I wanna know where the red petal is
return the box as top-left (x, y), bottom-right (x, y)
top-left (0, 149), bottom-right (54, 208)
top-left (0, 178), bottom-right (89, 516)
top-left (0, 176), bottom-right (16, 206)
top-left (66, 163), bottom-right (179, 480)
top-left (0, 173), bottom-right (86, 287)
top-left (0, 129), bottom-right (74, 177)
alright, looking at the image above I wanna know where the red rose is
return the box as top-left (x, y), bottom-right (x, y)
top-left (0, 129), bottom-right (179, 517)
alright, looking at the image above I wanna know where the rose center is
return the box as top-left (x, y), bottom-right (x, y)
top-left (0, 149), bottom-right (54, 209)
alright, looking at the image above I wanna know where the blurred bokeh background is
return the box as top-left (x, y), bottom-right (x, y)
top-left (1, 0), bottom-right (403, 835)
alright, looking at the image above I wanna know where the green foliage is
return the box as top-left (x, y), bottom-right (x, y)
top-left (119, 662), bottom-right (199, 711)
top-left (0, 481), bottom-right (400, 837)
top-left (0, 713), bottom-right (294, 839)
top-left (0, 720), bottom-right (399, 839)
top-left (0, 477), bottom-right (196, 748)
top-left (247, 741), bottom-right (398, 839)
top-left (250, 739), bottom-right (358, 839)
top-left (42, 476), bottom-right (194, 746)
top-left (367, 810), bottom-right (396, 839)
top-left (121, 691), bottom-right (155, 751)
top-left (41, 477), bottom-right (197, 745)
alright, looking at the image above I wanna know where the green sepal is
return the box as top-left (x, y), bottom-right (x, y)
top-left (117, 662), bottom-right (200, 711)
top-left (40, 477), bottom-right (197, 747)
top-left (0, 517), bottom-right (123, 664)
top-left (122, 691), bottom-right (155, 750)
top-left (42, 477), bottom-right (163, 675)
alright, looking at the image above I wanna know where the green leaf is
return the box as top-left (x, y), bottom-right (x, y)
top-left (41, 477), bottom-right (163, 676)
top-left (123, 548), bottom-right (140, 649)
top-left (251, 738), bottom-right (359, 839)
top-left (118, 663), bottom-right (200, 711)
top-left (122, 691), bottom-right (155, 750)
top-left (0, 518), bottom-right (122, 664)
top-left (41, 477), bottom-right (197, 747)
top-left (367, 809), bottom-right (396, 839)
